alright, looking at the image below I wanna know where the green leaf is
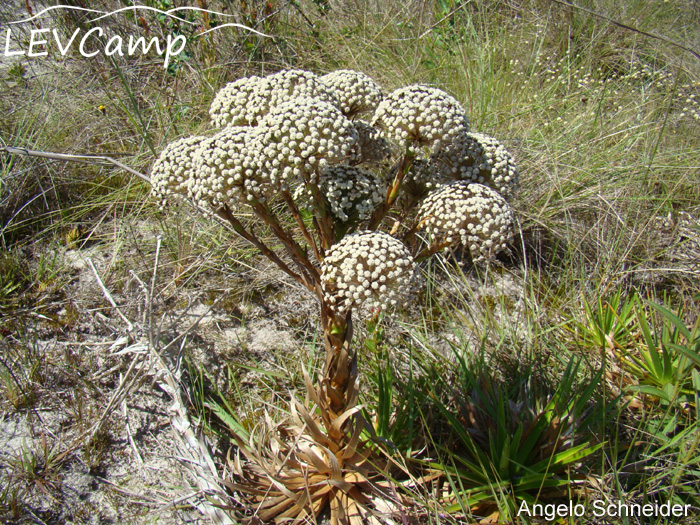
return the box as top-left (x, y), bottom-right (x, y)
top-left (529, 442), bottom-right (602, 473)
top-left (628, 384), bottom-right (673, 402)
top-left (647, 301), bottom-right (691, 341)
top-left (667, 342), bottom-right (700, 368)
top-left (205, 400), bottom-right (250, 441)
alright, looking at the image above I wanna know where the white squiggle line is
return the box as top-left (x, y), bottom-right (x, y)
top-left (10, 5), bottom-right (106, 24)
top-left (88, 6), bottom-right (195, 24)
top-left (163, 7), bottom-right (238, 19)
top-left (11, 5), bottom-right (239, 26)
top-left (10, 5), bottom-right (271, 39)
top-left (196, 23), bottom-right (272, 39)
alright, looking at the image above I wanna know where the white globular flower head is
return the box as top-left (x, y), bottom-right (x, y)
top-left (418, 181), bottom-right (514, 263)
top-left (150, 135), bottom-right (208, 207)
top-left (431, 132), bottom-right (520, 200)
top-left (319, 165), bottom-right (386, 223)
top-left (266, 69), bottom-right (339, 110)
top-left (371, 85), bottom-right (469, 154)
top-left (209, 75), bottom-right (269, 128)
top-left (320, 69), bottom-right (384, 118)
top-left (209, 70), bottom-right (338, 129)
top-left (399, 158), bottom-right (446, 198)
top-left (192, 126), bottom-right (269, 206)
top-left (256, 97), bottom-right (360, 189)
top-left (321, 231), bottom-right (414, 314)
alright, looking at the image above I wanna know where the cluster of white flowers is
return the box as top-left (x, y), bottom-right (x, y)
top-left (153, 68), bottom-right (521, 281)
top-left (266, 69), bottom-right (339, 110)
top-left (150, 135), bottom-right (208, 207)
top-left (403, 158), bottom-right (442, 190)
top-left (371, 85), bottom-right (469, 153)
top-left (319, 166), bottom-right (386, 223)
top-left (432, 132), bottom-right (519, 200)
top-left (209, 69), bottom-right (338, 128)
top-left (320, 70), bottom-right (384, 118)
top-left (321, 231), bottom-right (414, 313)
top-left (418, 181), bottom-right (514, 263)
top-left (208, 75), bottom-right (269, 128)
top-left (256, 97), bottom-right (360, 189)
top-left (192, 126), bottom-right (268, 205)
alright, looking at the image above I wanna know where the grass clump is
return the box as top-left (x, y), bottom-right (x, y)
top-left (427, 354), bottom-right (606, 521)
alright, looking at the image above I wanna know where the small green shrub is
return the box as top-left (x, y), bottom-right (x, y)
top-left (426, 353), bottom-right (605, 521)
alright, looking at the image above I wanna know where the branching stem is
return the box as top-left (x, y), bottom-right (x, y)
top-left (281, 189), bottom-right (322, 262)
top-left (368, 147), bottom-right (414, 230)
top-left (252, 201), bottom-right (320, 286)
top-left (415, 240), bottom-right (452, 262)
top-left (214, 205), bottom-right (312, 292)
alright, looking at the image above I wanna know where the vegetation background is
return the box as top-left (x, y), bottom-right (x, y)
top-left (0, 0), bottom-right (699, 523)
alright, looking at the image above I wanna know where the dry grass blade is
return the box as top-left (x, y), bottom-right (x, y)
top-left (1, 146), bottom-right (151, 182)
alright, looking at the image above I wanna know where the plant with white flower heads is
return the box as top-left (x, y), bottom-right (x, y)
top-left (150, 135), bottom-right (208, 206)
top-left (318, 165), bottom-right (386, 225)
top-left (191, 126), bottom-right (268, 206)
top-left (353, 121), bottom-right (392, 168)
top-left (209, 69), bottom-right (338, 129)
top-left (320, 69), bottom-right (384, 118)
top-left (208, 75), bottom-right (268, 128)
top-left (256, 97), bottom-right (360, 189)
top-left (148, 67), bottom-right (522, 524)
top-left (265, 68), bottom-right (339, 112)
top-left (371, 85), bottom-right (470, 154)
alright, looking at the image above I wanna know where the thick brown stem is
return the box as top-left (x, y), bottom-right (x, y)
top-left (319, 305), bottom-right (358, 432)
top-left (307, 179), bottom-right (335, 249)
top-left (368, 148), bottom-right (414, 230)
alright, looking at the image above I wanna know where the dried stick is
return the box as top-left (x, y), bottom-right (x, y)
top-left (122, 398), bottom-right (144, 465)
top-left (87, 258), bottom-right (134, 331)
top-left (147, 240), bottom-right (235, 523)
top-left (368, 149), bottom-right (414, 230)
top-left (1, 146), bottom-right (150, 182)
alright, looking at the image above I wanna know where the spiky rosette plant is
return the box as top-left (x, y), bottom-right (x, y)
top-left (149, 68), bottom-right (520, 523)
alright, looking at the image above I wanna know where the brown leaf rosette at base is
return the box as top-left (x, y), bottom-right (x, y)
top-left (228, 382), bottom-right (401, 525)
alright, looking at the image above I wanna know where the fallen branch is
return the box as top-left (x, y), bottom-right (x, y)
top-left (1, 146), bottom-right (151, 183)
